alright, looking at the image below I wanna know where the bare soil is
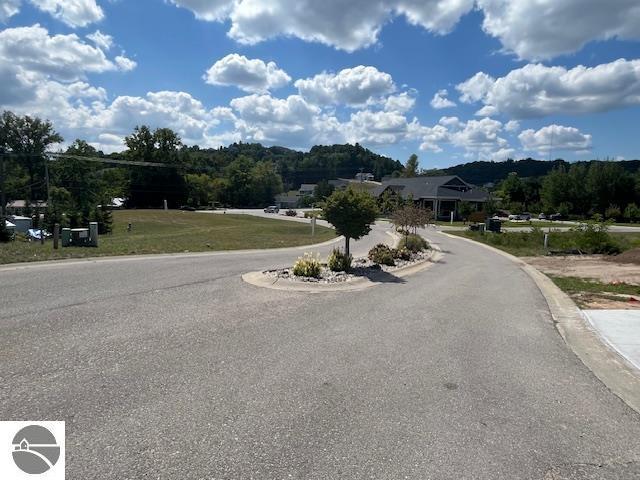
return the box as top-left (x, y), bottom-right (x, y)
top-left (607, 247), bottom-right (640, 265)
top-left (569, 293), bottom-right (640, 310)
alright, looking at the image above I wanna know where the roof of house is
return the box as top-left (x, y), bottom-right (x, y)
top-left (7, 200), bottom-right (47, 208)
top-left (372, 175), bottom-right (489, 202)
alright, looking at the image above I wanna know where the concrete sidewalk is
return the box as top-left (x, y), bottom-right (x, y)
top-left (583, 310), bottom-right (640, 371)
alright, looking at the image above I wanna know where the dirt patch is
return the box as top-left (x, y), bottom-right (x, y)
top-left (522, 255), bottom-right (640, 286)
top-left (607, 247), bottom-right (640, 265)
top-left (569, 292), bottom-right (640, 310)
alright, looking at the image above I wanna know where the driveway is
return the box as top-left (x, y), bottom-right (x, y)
top-left (1, 223), bottom-right (640, 479)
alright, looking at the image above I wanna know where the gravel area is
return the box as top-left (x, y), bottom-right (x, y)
top-left (264, 250), bottom-right (431, 284)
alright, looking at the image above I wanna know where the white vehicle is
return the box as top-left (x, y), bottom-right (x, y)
top-left (264, 206), bottom-right (280, 213)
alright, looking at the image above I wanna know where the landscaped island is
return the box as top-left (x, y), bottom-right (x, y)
top-left (0, 210), bottom-right (335, 264)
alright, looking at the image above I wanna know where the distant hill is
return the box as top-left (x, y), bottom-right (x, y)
top-left (182, 142), bottom-right (404, 188)
top-left (440, 158), bottom-right (640, 186)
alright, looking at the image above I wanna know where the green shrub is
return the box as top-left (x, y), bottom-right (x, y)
top-left (393, 247), bottom-right (412, 261)
top-left (292, 252), bottom-right (322, 277)
top-left (0, 217), bottom-right (13, 243)
top-left (327, 248), bottom-right (352, 272)
top-left (624, 203), bottom-right (640, 222)
top-left (569, 222), bottom-right (621, 254)
top-left (605, 205), bottom-right (621, 221)
top-left (368, 244), bottom-right (395, 266)
top-left (468, 211), bottom-right (487, 223)
top-left (304, 210), bottom-right (323, 219)
top-left (399, 233), bottom-right (428, 252)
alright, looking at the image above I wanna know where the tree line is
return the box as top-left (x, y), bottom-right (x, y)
top-left (0, 111), bottom-right (405, 232)
top-left (495, 163), bottom-right (640, 221)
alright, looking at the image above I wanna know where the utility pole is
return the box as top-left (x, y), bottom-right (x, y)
top-left (0, 154), bottom-right (6, 217)
top-left (44, 154), bottom-right (51, 205)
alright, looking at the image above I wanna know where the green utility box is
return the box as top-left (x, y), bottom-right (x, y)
top-left (485, 218), bottom-right (502, 233)
top-left (61, 222), bottom-right (99, 247)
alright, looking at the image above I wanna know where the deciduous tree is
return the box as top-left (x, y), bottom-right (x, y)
top-left (322, 187), bottom-right (378, 257)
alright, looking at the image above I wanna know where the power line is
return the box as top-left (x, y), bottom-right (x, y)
top-left (0, 152), bottom-right (176, 168)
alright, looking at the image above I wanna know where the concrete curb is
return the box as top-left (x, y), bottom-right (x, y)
top-left (242, 244), bottom-right (443, 293)
top-left (441, 231), bottom-right (640, 414)
top-left (0, 235), bottom-right (343, 273)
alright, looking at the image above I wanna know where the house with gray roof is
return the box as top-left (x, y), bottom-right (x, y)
top-left (372, 175), bottom-right (490, 220)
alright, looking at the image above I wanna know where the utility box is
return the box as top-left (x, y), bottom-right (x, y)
top-left (61, 223), bottom-right (99, 247)
top-left (70, 228), bottom-right (91, 246)
top-left (89, 222), bottom-right (98, 247)
top-left (485, 218), bottom-right (502, 233)
top-left (61, 228), bottom-right (71, 247)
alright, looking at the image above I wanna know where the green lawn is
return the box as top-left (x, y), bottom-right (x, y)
top-left (548, 275), bottom-right (640, 297)
top-left (450, 230), bottom-right (640, 257)
top-left (0, 210), bottom-right (336, 264)
top-left (501, 220), bottom-right (574, 228)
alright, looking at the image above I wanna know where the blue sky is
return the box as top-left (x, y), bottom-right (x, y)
top-left (1, 0), bottom-right (639, 168)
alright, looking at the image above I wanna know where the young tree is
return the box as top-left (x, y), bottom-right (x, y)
top-left (185, 173), bottom-right (215, 207)
top-left (322, 187), bottom-right (378, 257)
top-left (313, 180), bottom-right (334, 201)
top-left (250, 161), bottom-right (283, 206)
top-left (126, 126), bottom-right (187, 208)
top-left (0, 216), bottom-right (11, 242)
top-left (91, 200), bottom-right (113, 234)
top-left (403, 154), bottom-right (419, 177)
top-left (624, 203), bottom-right (640, 223)
top-left (44, 186), bottom-right (72, 231)
top-left (458, 201), bottom-right (473, 223)
top-left (379, 190), bottom-right (402, 214)
top-left (391, 204), bottom-right (431, 240)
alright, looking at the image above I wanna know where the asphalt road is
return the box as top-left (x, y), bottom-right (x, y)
top-left (2, 218), bottom-right (640, 479)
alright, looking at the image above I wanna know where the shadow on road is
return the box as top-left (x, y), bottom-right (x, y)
top-left (351, 268), bottom-right (407, 284)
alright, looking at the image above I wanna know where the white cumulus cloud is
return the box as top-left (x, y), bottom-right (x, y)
top-left (204, 53), bottom-right (291, 93)
top-left (87, 30), bottom-right (113, 51)
top-left (170, 0), bottom-right (474, 52)
top-left (0, 0), bottom-right (21, 22)
top-left (456, 59), bottom-right (640, 119)
top-left (295, 65), bottom-right (395, 107)
top-left (5, 0), bottom-right (105, 27)
top-left (115, 55), bottom-right (137, 72)
top-left (430, 89), bottom-right (456, 109)
top-left (169, 0), bottom-right (639, 60)
top-left (478, 0), bottom-right (640, 60)
top-left (518, 124), bottom-right (592, 154)
top-left (384, 92), bottom-right (416, 113)
top-left (0, 25), bottom-right (135, 81)
top-left (346, 109), bottom-right (414, 145)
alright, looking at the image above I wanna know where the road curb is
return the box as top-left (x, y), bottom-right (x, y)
top-left (242, 244), bottom-right (443, 293)
top-left (440, 231), bottom-right (640, 415)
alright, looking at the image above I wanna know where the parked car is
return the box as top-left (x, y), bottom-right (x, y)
top-left (264, 205), bottom-right (280, 213)
top-left (549, 213), bottom-right (566, 221)
top-left (538, 213), bottom-right (547, 220)
top-left (179, 205), bottom-right (196, 211)
top-left (509, 213), bottom-right (532, 221)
